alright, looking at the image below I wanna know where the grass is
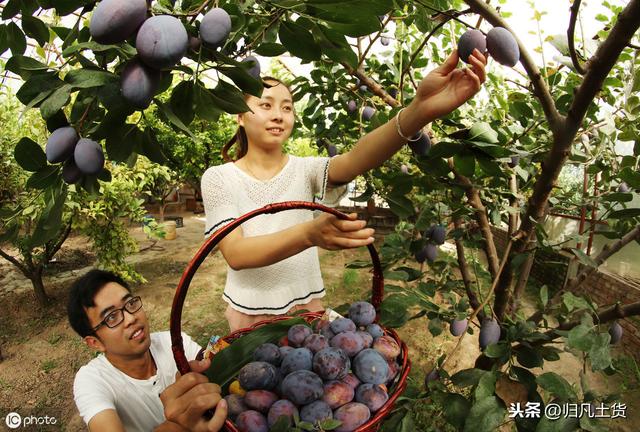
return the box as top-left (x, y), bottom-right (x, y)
top-left (41, 359), bottom-right (57, 373)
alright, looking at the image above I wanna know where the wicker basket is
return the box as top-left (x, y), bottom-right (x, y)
top-left (170, 201), bottom-right (411, 431)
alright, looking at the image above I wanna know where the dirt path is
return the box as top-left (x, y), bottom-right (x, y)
top-left (0, 212), bottom-right (637, 430)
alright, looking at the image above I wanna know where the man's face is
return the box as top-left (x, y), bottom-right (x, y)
top-left (84, 282), bottom-right (151, 359)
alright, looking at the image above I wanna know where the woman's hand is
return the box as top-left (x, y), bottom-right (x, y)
top-left (414, 49), bottom-right (487, 122)
top-left (307, 213), bottom-right (375, 250)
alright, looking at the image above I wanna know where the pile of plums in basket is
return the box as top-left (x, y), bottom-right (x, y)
top-left (224, 301), bottom-right (401, 432)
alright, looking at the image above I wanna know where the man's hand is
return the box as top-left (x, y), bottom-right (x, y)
top-left (159, 358), bottom-right (228, 432)
top-left (307, 213), bottom-right (375, 250)
top-left (414, 49), bottom-right (487, 122)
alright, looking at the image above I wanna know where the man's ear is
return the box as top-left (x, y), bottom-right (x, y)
top-left (83, 335), bottom-right (106, 353)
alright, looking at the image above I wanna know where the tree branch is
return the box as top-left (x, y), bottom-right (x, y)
top-left (463, 0), bottom-right (564, 133)
top-left (453, 217), bottom-right (485, 320)
top-left (342, 64), bottom-right (400, 108)
top-left (567, 0), bottom-right (587, 74)
top-left (555, 301), bottom-right (640, 332)
top-left (0, 248), bottom-right (29, 277)
top-left (450, 162), bottom-right (500, 279)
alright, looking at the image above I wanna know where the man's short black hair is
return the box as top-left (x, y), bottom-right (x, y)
top-left (67, 269), bottom-right (130, 337)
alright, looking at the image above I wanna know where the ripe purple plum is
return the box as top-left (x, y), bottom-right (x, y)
top-left (236, 410), bottom-right (268, 432)
top-left (609, 321), bottom-right (623, 344)
top-left (355, 383), bottom-right (389, 412)
top-left (323, 380), bottom-right (355, 409)
top-left (267, 399), bottom-right (298, 428)
top-left (89, 0), bottom-right (148, 45)
top-left (136, 16), bottom-right (188, 70)
top-left (330, 331), bottom-right (365, 357)
top-left (244, 390), bottom-right (279, 414)
top-left (450, 318), bottom-right (468, 336)
top-left (330, 317), bottom-right (357, 334)
top-left (334, 402), bottom-right (371, 432)
top-left (431, 225), bottom-right (446, 245)
top-left (380, 36), bottom-right (391, 46)
top-left (312, 347), bottom-right (351, 380)
top-left (303, 333), bottom-right (329, 354)
top-left (366, 323), bottom-right (384, 340)
top-left (300, 400), bottom-right (333, 424)
top-left (199, 8), bottom-right (232, 47)
top-left (280, 370), bottom-right (324, 405)
top-left (346, 100), bottom-right (357, 114)
top-left (479, 319), bottom-right (501, 349)
top-left (327, 144), bottom-right (338, 157)
top-left (287, 324), bottom-right (312, 347)
top-left (46, 127), bottom-right (79, 163)
top-left (362, 106), bottom-right (375, 121)
top-left (242, 56), bottom-right (261, 79)
top-left (617, 182), bottom-right (630, 193)
top-left (349, 301), bottom-right (376, 326)
top-left (342, 373), bottom-right (361, 390)
top-left (353, 349), bottom-right (389, 384)
top-left (280, 347), bottom-right (313, 375)
top-left (254, 343), bottom-right (282, 366)
top-left (357, 331), bottom-right (373, 348)
top-left (408, 133), bottom-right (431, 157)
top-left (372, 335), bottom-right (400, 361)
top-left (458, 29), bottom-right (486, 63)
top-left (386, 360), bottom-right (400, 384)
top-left (74, 138), bottom-right (104, 175)
top-left (238, 361), bottom-right (278, 391)
top-left (121, 58), bottom-right (161, 109)
top-left (62, 157), bottom-right (82, 184)
top-left (224, 394), bottom-right (248, 420)
top-left (486, 27), bottom-right (520, 67)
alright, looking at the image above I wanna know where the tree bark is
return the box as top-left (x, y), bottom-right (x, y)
top-left (31, 266), bottom-right (51, 306)
top-left (453, 218), bottom-right (485, 321)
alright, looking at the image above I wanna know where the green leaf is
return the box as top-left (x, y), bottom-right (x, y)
top-left (26, 165), bottom-right (59, 190)
top-left (475, 370), bottom-right (497, 400)
top-left (155, 100), bottom-right (196, 139)
top-left (535, 415), bottom-right (579, 432)
top-left (536, 372), bottom-right (577, 401)
top-left (210, 80), bottom-right (250, 114)
top-left (428, 317), bottom-right (443, 337)
top-left (278, 21), bottom-right (322, 61)
top-left (64, 68), bottom-right (117, 89)
top-left (609, 208), bottom-right (640, 219)
top-left (40, 84), bottom-right (72, 119)
top-left (379, 295), bottom-right (412, 328)
top-left (313, 24), bottom-right (358, 69)
top-left (588, 333), bottom-right (612, 371)
top-left (220, 65), bottom-right (263, 97)
top-left (450, 368), bottom-right (486, 388)
top-left (319, 418), bottom-right (342, 430)
top-left (569, 248), bottom-right (598, 268)
top-left (468, 122), bottom-right (499, 143)
top-left (349, 183), bottom-right (374, 202)
top-left (140, 128), bottom-right (168, 165)
top-left (205, 317), bottom-right (306, 388)
top-left (14, 137), bottom-right (46, 172)
top-left (0, 224), bottom-right (19, 244)
top-left (5, 55), bottom-right (49, 79)
top-left (454, 152), bottom-right (475, 177)
top-left (30, 187), bottom-right (67, 248)
top-left (540, 285), bottom-right (549, 307)
top-left (6, 22), bottom-right (26, 55)
top-left (106, 125), bottom-right (139, 162)
top-left (485, 342), bottom-right (509, 359)
top-left (443, 393), bottom-right (471, 430)
top-left (463, 396), bottom-right (506, 432)
top-left (169, 81), bottom-right (196, 126)
top-left (21, 16), bottom-right (50, 47)
top-left (562, 292), bottom-right (591, 312)
top-left (515, 345), bottom-right (544, 368)
top-left (567, 323), bottom-right (595, 352)
top-left (428, 141), bottom-right (463, 159)
top-left (1, 0), bottom-right (22, 19)
top-left (255, 42), bottom-right (287, 57)
top-left (193, 84), bottom-right (222, 121)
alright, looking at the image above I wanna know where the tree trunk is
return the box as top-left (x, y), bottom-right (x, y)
top-left (31, 267), bottom-right (51, 306)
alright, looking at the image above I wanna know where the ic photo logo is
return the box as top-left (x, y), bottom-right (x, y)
top-left (4, 411), bottom-right (58, 429)
top-left (5, 412), bottom-right (21, 429)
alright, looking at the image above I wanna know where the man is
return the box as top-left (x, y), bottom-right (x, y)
top-left (67, 269), bottom-right (227, 431)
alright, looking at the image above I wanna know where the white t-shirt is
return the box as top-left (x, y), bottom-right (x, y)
top-left (73, 331), bottom-right (202, 432)
top-left (201, 155), bottom-right (347, 315)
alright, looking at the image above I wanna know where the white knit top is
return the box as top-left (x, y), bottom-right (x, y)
top-left (201, 155), bottom-right (347, 315)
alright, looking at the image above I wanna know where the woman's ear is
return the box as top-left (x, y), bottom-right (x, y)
top-left (237, 113), bottom-right (244, 128)
top-left (84, 335), bottom-right (106, 353)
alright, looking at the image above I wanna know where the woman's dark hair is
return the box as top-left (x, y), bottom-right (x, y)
top-left (221, 76), bottom-right (294, 162)
top-left (67, 269), bottom-right (130, 337)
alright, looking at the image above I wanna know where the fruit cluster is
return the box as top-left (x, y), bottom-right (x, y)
top-left (458, 27), bottom-right (520, 67)
top-left (224, 301), bottom-right (402, 432)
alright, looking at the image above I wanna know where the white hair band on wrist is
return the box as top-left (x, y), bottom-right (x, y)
top-left (395, 107), bottom-right (423, 142)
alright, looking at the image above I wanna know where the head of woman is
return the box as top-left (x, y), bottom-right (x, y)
top-left (222, 77), bottom-right (294, 162)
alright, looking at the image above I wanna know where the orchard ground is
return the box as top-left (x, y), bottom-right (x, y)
top-left (0, 212), bottom-right (638, 431)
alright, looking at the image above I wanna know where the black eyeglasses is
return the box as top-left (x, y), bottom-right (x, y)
top-left (92, 296), bottom-right (143, 332)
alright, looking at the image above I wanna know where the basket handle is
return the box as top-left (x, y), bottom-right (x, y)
top-left (170, 201), bottom-right (384, 375)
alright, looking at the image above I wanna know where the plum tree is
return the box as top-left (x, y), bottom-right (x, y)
top-left (89, 0), bottom-right (148, 45)
top-left (74, 138), bottom-right (105, 175)
top-left (199, 8), bottom-right (232, 47)
top-left (46, 127), bottom-right (79, 163)
top-left (457, 29), bottom-right (486, 63)
top-left (486, 27), bottom-right (520, 67)
top-left (120, 59), bottom-right (161, 109)
top-left (136, 15), bottom-right (188, 70)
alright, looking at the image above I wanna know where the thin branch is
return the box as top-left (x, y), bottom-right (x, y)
top-left (355, 15), bottom-right (392, 72)
top-left (567, 0), bottom-right (587, 74)
top-left (0, 248), bottom-right (30, 276)
top-left (441, 239), bottom-right (514, 370)
top-left (453, 217), bottom-right (485, 320)
top-left (342, 65), bottom-right (399, 108)
top-left (463, 0), bottom-right (564, 133)
top-left (554, 301), bottom-right (640, 332)
top-left (188, 0), bottom-right (211, 24)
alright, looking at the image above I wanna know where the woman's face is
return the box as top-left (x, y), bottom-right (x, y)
top-left (238, 80), bottom-right (295, 151)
